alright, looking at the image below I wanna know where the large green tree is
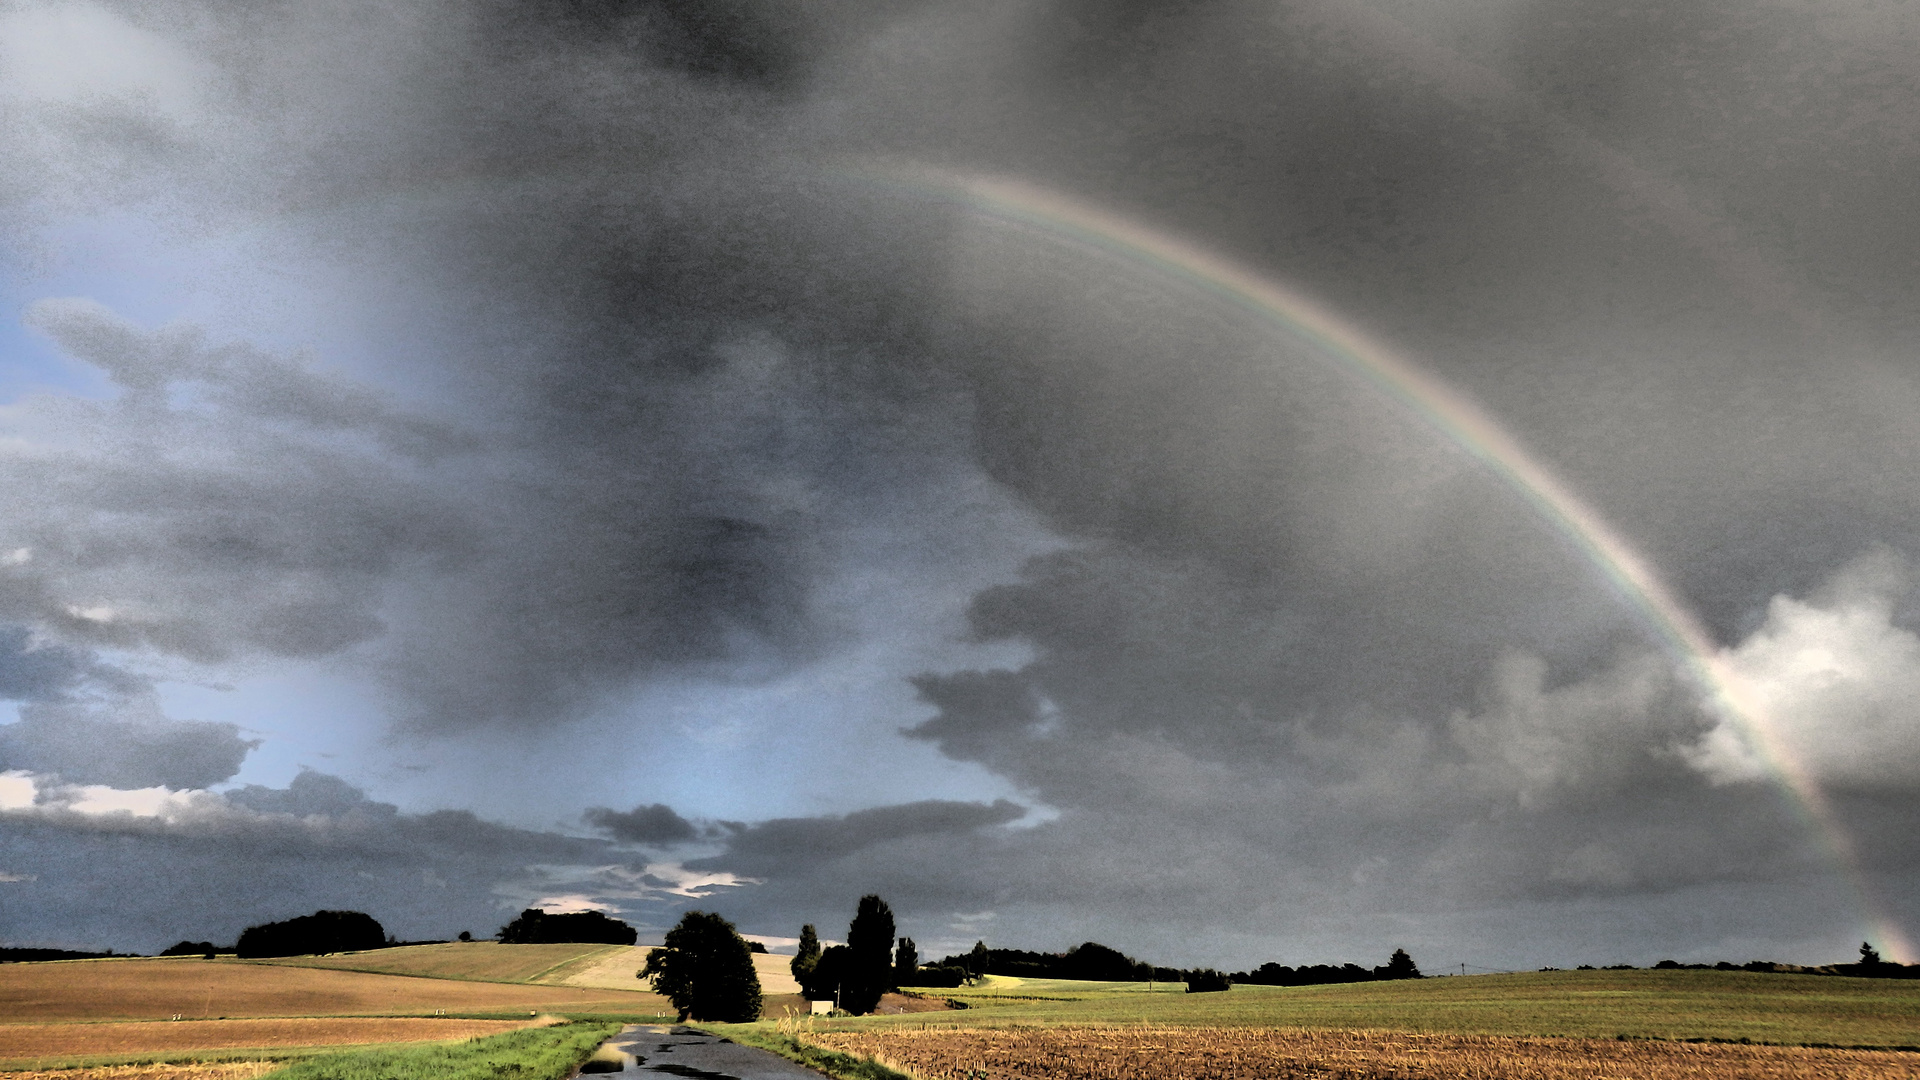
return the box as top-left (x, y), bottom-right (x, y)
top-left (640, 911), bottom-right (762, 1022)
top-left (801, 944), bottom-right (849, 1003)
top-left (841, 894), bottom-right (896, 1014)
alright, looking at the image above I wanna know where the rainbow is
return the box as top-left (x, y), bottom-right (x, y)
top-left (844, 162), bottom-right (1910, 962)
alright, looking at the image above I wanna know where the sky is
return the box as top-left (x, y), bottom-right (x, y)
top-left (2, 0), bottom-right (1920, 974)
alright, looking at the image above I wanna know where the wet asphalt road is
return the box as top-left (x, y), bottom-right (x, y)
top-left (587, 1024), bottom-right (829, 1080)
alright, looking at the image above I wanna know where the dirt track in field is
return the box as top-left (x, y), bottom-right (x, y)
top-left (814, 1025), bottom-right (1920, 1079)
top-left (0, 1017), bottom-right (537, 1059)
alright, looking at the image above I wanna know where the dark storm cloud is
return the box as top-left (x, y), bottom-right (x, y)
top-left (5, 0), bottom-right (1920, 965)
top-left (584, 802), bottom-right (699, 845)
top-left (697, 798), bottom-right (1026, 877)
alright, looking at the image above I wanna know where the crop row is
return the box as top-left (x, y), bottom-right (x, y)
top-left (810, 1024), bottom-right (1920, 1079)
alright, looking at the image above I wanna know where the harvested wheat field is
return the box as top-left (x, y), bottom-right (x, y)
top-left (251, 943), bottom-right (623, 985)
top-left (0, 957), bottom-right (670, 1023)
top-left (0, 1016), bottom-right (538, 1059)
top-left (0, 1062), bottom-right (280, 1080)
top-left (813, 1025), bottom-right (1920, 1079)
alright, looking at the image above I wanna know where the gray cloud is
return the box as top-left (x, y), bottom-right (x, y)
top-left (0, 624), bottom-right (116, 702)
top-left (1, 699), bottom-right (256, 790)
top-left (0, 768), bottom-right (723, 950)
top-left (583, 802), bottom-right (699, 846)
top-left (698, 798), bottom-right (1026, 877)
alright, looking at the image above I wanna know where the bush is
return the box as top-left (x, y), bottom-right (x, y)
top-left (236, 911), bottom-right (385, 958)
top-left (640, 910), bottom-right (762, 1022)
top-left (496, 909), bottom-right (637, 945)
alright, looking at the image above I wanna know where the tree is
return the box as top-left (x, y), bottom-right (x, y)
top-left (496, 909), bottom-right (636, 945)
top-left (1861, 942), bottom-right (1884, 968)
top-left (842, 894), bottom-right (896, 1014)
top-left (639, 910), bottom-right (762, 1022)
top-left (966, 940), bottom-right (991, 982)
top-left (894, 936), bottom-right (919, 986)
top-left (802, 944), bottom-right (850, 1003)
top-left (1059, 942), bottom-right (1147, 981)
top-left (791, 924), bottom-right (820, 987)
top-left (1379, 948), bottom-right (1422, 980)
top-left (1184, 968), bottom-right (1231, 993)
top-left (236, 911), bottom-right (386, 958)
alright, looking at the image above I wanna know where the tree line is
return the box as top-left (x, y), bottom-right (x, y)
top-left (135, 906), bottom-right (643, 960)
top-left (909, 940), bottom-right (1423, 992)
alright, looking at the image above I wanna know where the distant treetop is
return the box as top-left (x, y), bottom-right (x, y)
top-left (236, 910), bottom-right (386, 958)
top-left (496, 908), bottom-right (637, 945)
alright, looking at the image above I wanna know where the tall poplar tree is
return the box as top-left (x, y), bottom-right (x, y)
top-left (791, 923), bottom-right (821, 987)
top-left (893, 936), bottom-right (919, 986)
top-left (842, 894), bottom-right (895, 1014)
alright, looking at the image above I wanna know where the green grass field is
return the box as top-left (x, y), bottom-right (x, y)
top-left (824, 970), bottom-right (1920, 1048)
top-left (248, 943), bottom-right (623, 985)
top-left (259, 1022), bottom-right (620, 1080)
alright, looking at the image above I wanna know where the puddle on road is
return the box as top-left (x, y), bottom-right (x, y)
top-left (645, 1063), bottom-right (740, 1080)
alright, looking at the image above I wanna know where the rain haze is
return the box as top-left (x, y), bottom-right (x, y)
top-left (1, 0), bottom-right (1918, 973)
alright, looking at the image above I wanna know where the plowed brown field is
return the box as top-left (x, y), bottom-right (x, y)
top-left (0, 958), bottom-right (670, 1022)
top-left (813, 1025), bottom-right (1920, 1079)
top-left (0, 1017), bottom-right (536, 1059)
top-left (0, 1062), bottom-right (279, 1080)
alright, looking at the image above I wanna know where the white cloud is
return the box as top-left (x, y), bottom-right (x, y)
top-left (0, 1), bottom-right (209, 122)
top-left (0, 769), bottom-right (34, 809)
top-left (1693, 550), bottom-right (1920, 787)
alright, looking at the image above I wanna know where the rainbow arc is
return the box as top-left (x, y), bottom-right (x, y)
top-left (847, 162), bottom-right (1909, 962)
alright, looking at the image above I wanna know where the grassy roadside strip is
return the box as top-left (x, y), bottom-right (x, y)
top-left (709, 1023), bottom-right (916, 1080)
top-left (3, 1047), bottom-right (346, 1072)
top-left (257, 1022), bottom-right (620, 1080)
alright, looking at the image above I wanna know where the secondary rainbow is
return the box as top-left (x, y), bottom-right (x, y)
top-left (846, 162), bottom-right (1910, 962)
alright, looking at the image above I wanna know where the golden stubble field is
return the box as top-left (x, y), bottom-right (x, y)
top-left (0, 1017), bottom-right (538, 1060)
top-left (813, 1025), bottom-right (1920, 1080)
top-left (0, 1062), bottom-right (282, 1080)
top-left (0, 957), bottom-right (670, 1023)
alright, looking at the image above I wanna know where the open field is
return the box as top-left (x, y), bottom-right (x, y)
top-left (0, 1062), bottom-right (281, 1080)
top-left (0, 956), bottom-right (671, 1024)
top-left (252, 941), bottom-right (804, 994)
top-left (807, 1025), bottom-right (1920, 1080)
top-left (525, 945), bottom-right (647, 989)
top-left (869, 970), bottom-right (1920, 1047)
top-left (248, 943), bottom-right (621, 985)
top-left (910, 975), bottom-right (1188, 1001)
top-left (0, 1018), bottom-right (540, 1062)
